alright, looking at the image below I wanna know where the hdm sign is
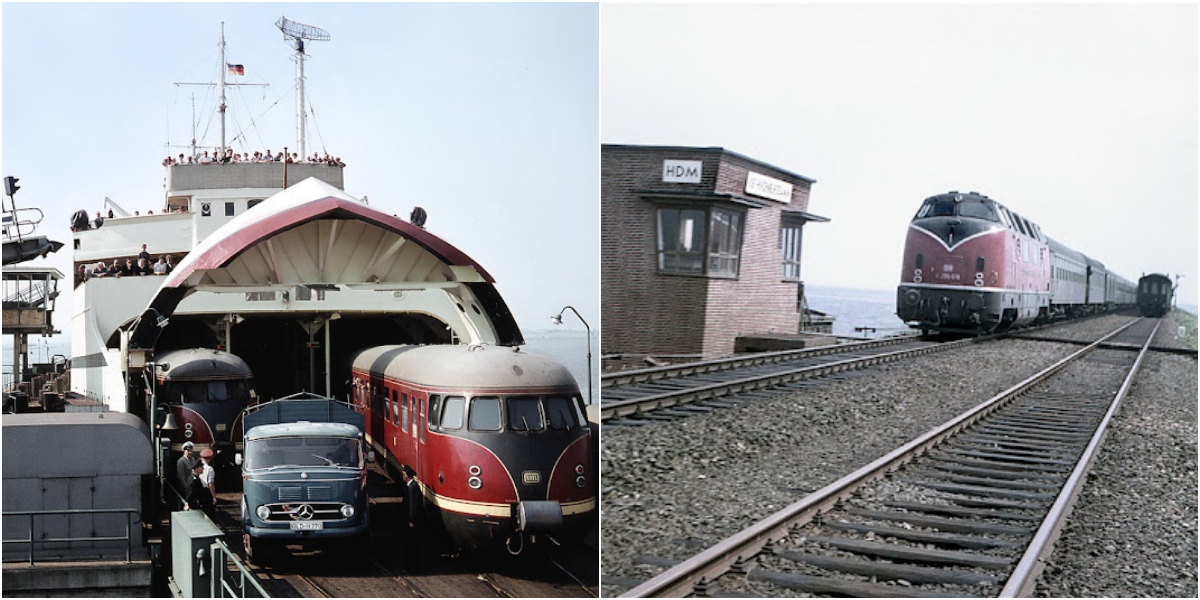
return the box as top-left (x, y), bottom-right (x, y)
top-left (662, 160), bottom-right (702, 183)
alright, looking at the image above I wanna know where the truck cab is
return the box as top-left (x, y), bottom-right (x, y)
top-left (238, 393), bottom-right (370, 559)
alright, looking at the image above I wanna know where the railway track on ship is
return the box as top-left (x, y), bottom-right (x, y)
top-left (619, 317), bottom-right (1161, 598)
top-left (205, 465), bottom-right (598, 598)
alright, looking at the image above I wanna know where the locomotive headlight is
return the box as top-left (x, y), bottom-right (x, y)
top-left (576, 475), bottom-right (586, 489)
top-left (468, 476), bottom-right (483, 490)
top-left (904, 289), bottom-right (921, 306)
top-left (340, 505), bottom-right (355, 518)
top-left (255, 505), bottom-right (270, 520)
top-left (913, 268), bottom-right (922, 283)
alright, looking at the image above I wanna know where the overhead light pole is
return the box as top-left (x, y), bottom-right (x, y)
top-left (551, 306), bottom-right (592, 406)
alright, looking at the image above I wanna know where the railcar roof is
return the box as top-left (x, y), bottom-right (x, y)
top-left (152, 348), bottom-right (253, 379)
top-left (352, 344), bottom-right (578, 391)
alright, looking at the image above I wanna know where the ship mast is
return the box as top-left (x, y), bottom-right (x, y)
top-left (174, 23), bottom-right (266, 159)
top-left (276, 17), bottom-right (330, 160)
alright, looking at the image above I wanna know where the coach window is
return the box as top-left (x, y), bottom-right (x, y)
top-left (400, 392), bottom-right (408, 430)
top-left (469, 397), bottom-right (502, 431)
top-left (508, 397), bottom-right (544, 431)
top-left (428, 395), bottom-right (442, 430)
top-left (441, 396), bottom-right (465, 430)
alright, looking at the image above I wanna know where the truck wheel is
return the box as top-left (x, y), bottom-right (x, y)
top-left (245, 533), bottom-right (270, 565)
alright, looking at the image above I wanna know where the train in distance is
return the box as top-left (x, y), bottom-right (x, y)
top-left (897, 190), bottom-right (1137, 335)
top-left (1136, 272), bottom-right (1175, 318)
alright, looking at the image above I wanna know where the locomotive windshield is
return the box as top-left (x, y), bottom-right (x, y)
top-left (244, 436), bottom-right (362, 471)
top-left (915, 197), bottom-right (1000, 223)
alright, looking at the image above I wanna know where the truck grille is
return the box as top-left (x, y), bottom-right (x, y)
top-left (277, 486), bottom-right (333, 502)
top-left (260, 502), bottom-right (347, 522)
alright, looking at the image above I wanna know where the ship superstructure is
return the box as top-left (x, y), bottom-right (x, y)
top-left (69, 25), bottom-right (522, 416)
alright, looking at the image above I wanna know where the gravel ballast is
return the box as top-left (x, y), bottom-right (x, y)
top-left (599, 314), bottom-right (1197, 597)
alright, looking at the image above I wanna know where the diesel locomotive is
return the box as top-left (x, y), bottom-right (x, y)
top-left (897, 191), bottom-right (1136, 334)
top-left (350, 343), bottom-right (596, 555)
top-left (1137, 273), bottom-right (1174, 318)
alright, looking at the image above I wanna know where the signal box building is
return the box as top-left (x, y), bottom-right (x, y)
top-left (602, 144), bottom-right (829, 358)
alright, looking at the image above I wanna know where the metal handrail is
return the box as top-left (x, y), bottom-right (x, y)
top-left (2, 508), bottom-right (140, 565)
top-left (210, 538), bottom-right (270, 598)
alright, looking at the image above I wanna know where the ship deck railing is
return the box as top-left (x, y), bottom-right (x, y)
top-left (2, 507), bottom-right (139, 566)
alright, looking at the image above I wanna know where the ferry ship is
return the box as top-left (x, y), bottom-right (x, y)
top-left (69, 23), bottom-right (522, 417)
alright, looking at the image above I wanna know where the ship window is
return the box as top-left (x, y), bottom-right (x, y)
top-left (428, 395), bottom-right (442, 429)
top-left (544, 395), bottom-right (578, 430)
top-left (441, 397), bottom-right (465, 430)
top-left (508, 397), bottom-right (544, 431)
top-left (468, 397), bottom-right (502, 431)
top-left (225, 202), bottom-right (235, 217)
top-left (248, 199), bottom-right (263, 209)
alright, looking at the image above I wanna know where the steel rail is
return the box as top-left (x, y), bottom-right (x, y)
top-left (1000, 318), bottom-right (1161, 596)
top-left (620, 319), bottom-right (1141, 598)
top-left (602, 336), bottom-right (919, 388)
top-left (601, 338), bottom-right (973, 421)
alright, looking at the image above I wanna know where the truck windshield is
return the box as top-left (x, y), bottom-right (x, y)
top-left (245, 436), bottom-right (360, 471)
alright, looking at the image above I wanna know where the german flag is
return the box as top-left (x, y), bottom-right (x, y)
top-left (227, 63), bottom-right (245, 76)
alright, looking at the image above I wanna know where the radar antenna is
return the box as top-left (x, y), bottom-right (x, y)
top-left (276, 16), bottom-right (330, 160)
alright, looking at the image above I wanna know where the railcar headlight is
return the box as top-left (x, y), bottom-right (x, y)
top-left (576, 475), bottom-right (586, 489)
top-left (904, 289), bottom-right (921, 306)
top-left (468, 476), bottom-right (483, 489)
top-left (340, 505), bottom-right (355, 518)
top-left (255, 505), bottom-right (270, 520)
top-left (575, 464), bottom-right (585, 475)
top-left (468, 465), bottom-right (481, 476)
top-left (913, 268), bottom-right (923, 283)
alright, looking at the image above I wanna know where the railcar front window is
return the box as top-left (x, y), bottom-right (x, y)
top-left (469, 397), bottom-right (502, 431)
top-left (508, 396), bottom-right (544, 431)
top-left (544, 395), bottom-right (578, 430)
top-left (428, 395), bottom-right (442, 430)
top-left (441, 396), bottom-right (465, 430)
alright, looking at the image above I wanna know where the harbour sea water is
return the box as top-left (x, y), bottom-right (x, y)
top-left (805, 284), bottom-right (908, 338)
top-left (523, 330), bottom-right (601, 406)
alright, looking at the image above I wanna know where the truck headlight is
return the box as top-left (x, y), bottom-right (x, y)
top-left (340, 505), bottom-right (355, 518)
top-left (256, 505), bottom-right (270, 520)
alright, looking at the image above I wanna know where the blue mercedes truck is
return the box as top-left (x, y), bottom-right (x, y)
top-left (237, 393), bottom-right (370, 560)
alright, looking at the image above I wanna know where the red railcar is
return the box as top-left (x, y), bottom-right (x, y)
top-left (350, 344), bottom-right (595, 554)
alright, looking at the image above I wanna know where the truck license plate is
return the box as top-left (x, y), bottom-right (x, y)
top-left (290, 521), bottom-right (324, 531)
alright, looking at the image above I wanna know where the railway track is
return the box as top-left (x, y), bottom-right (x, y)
top-left (620, 317), bottom-right (1160, 598)
top-left (601, 337), bottom-right (973, 423)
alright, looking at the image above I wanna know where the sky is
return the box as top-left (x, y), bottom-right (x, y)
top-left (601, 4), bottom-right (1198, 308)
top-left (1, 3), bottom-right (600, 359)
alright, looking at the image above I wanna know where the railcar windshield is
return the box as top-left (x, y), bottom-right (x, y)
top-left (914, 197), bottom-right (1000, 223)
top-left (244, 436), bottom-right (361, 471)
top-left (436, 394), bottom-right (587, 433)
top-left (168, 377), bottom-right (255, 404)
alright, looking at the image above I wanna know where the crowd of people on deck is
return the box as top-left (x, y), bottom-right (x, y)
top-left (162, 149), bottom-right (345, 167)
top-left (77, 244), bottom-right (176, 282)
